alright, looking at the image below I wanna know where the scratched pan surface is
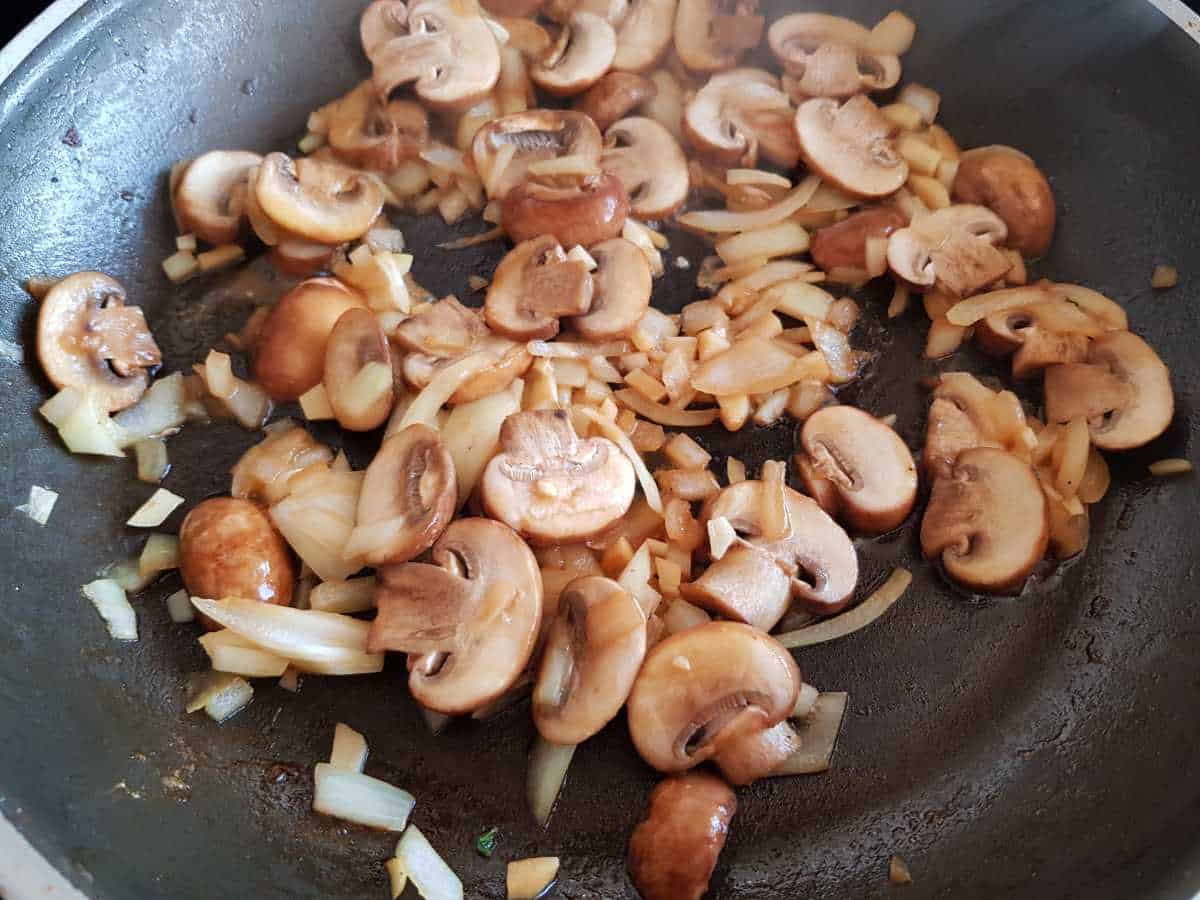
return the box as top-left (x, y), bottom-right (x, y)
top-left (0, 1), bottom-right (1198, 897)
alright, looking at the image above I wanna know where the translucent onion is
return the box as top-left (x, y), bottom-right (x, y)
top-left (329, 722), bottom-right (368, 772)
top-left (16, 485), bottom-right (58, 525)
top-left (82, 579), bottom-right (137, 641)
top-left (764, 280), bottom-right (835, 321)
top-left (165, 588), bottom-right (194, 623)
top-left (313, 763), bottom-right (415, 831)
top-left (617, 540), bottom-right (661, 616)
top-left (112, 373), bottom-right (196, 445)
top-left (269, 467), bottom-right (363, 582)
top-left (771, 692), bottom-right (848, 776)
top-left (804, 318), bottom-right (860, 384)
top-left (398, 353), bottom-right (492, 431)
top-left (528, 736), bottom-right (576, 828)
top-left (203, 676), bottom-right (254, 723)
top-left (1149, 458), bottom-right (1193, 477)
top-left (507, 858), bottom-right (560, 900)
top-left (199, 630), bottom-right (291, 677)
top-left (692, 337), bottom-right (820, 396)
top-left (54, 388), bottom-right (128, 457)
top-left (309, 576), bottom-right (376, 614)
top-left (441, 380), bottom-right (523, 506)
top-left (678, 176), bottom-right (821, 233)
top-left (614, 389), bottom-right (719, 427)
top-left (138, 533), bottom-right (180, 578)
top-left (133, 438), bottom-right (170, 483)
top-left (394, 825), bottom-right (463, 900)
top-left (777, 569), bottom-right (912, 649)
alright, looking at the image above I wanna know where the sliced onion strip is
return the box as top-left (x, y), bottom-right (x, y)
top-left (313, 763), bottom-right (414, 831)
top-left (777, 568), bottom-right (912, 649)
top-left (678, 176), bottom-right (821, 233)
top-left (576, 406), bottom-right (662, 513)
top-left (771, 692), bottom-right (848, 776)
top-left (527, 736), bottom-right (576, 828)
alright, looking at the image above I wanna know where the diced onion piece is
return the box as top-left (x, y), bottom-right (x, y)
top-left (793, 682), bottom-right (820, 719)
top-left (889, 855), bottom-right (914, 885)
top-left (399, 354), bottom-right (492, 431)
top-left (313, 763), bottom-right (415, 831)
top-left (726, 456), bottom-right (747, 483)
top-left (82, 579), bottom-right (137, 641)
top-left (715, 222), bottom-right (810, 267)
top-left (805, 317), bottom-right (860, 384)
top-left (777, 568), bottom-right (912, 649)
top-left (199, 630), bottom-right (291, 677)
top-left (887, 283), bottom-right (911, 319)
top-left (864, 235), bottom-right (889, 279)
top-left (420, 143), bottom-right (474, 179)
top-left (39, 386), bottom-right (84, 428)
top-left (880, 102), bottom-right (922, 132)
top-left (165, 588), bottom-right (194, 623)
top-left (869, 10), bottom-right (916, 55)
top-left (299, 383), bottom-right (336, 420)
top-left (678, 176), bottom-right (820, 233)
top-left (1149, 458), bottom-right (1193, 477)
top-left (804, 182), bottom-right (860, 212)
top-left (897, 133), bottom-right (942, 176)
top-left (760, 460), bottom-right (789, 541)
top-left (507, 857), bottom-right (560, 900)
top-left (204, 675), bottom-right (254, 722)
top-left (576, 407), bottom-right (662, 513)
top-left (386, 858), bottom-right (409, 899)
top-left (898, 83), bottom-right (940, 124)
top-left (753, 388), bottom-right (789, 426)
top-left (662, 433), bottom-right (711, 470)
top-left (113, 373), bottom-right (198, 445)
top-left (394, 825), bottom-right (463, 900)
top-left (1151, 264), bottom-right (1179, 290)
top-left (765, 280), bottom-right (835, 321)
top-left (442, 380), bottom-right (523, 506)
top-left (338, 361), bottom-right (394, 422)
top-left (133, 438), bottom-right (170, 483)
top-left (726, 168), bottom-right (792, 188)
top-left (617, 540), bottom-right (661, 616)
top-left (138, 533), bottom-right (180, 577)
top-left (127, 488), bottom-right (185, 527)
top-left (772, 692), bottom-right (848, 776)
top-left (663, 598), bottom-right (711, 634)
top-left (626, 368), bottom-right (668, 403)
top-left (706, 516), bottom-right (738, 561)
top-left (223, 377), bottom-right (274, 431)
top-left (162, 250), bottom-right (200, 283)
top-left (528, 339), bottom-right (631, 359)
top-left (692, 337), bottom-right (821, 396)
top-left (203, 350), bottom-right (237, 399)
top-left (100, 557), bottom-right (157, 593)
top-left (528, 737), bottom-right (577, 828)
top-left (16, 485), bottom-right (58, 525)
top-left (908, 173), bottom-right (950, 210)
top-left (717, 393), bottom-right (751, 431)
top-left (309, 576), bottom-right (376, 614)
top-left (269, 467), bottom-right (363, 582)
top-left (1054, 417), bottom-right (1089, 497)
top-left (56, 387), bottom-right (128, 457)
top-left (329, 722), bottom-right (369, 773)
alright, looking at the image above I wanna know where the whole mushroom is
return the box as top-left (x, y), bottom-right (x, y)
top-left (953, 145), bottom-right (1056, 258)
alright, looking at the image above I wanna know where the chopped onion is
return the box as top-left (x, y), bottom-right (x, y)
top-left (576, 407), bottom-right (662, 513)
top-left (805, 317), bottom-right (860, 384)
top-left (898, 83), bottom-right (940, 124)
top-left (420, 143), bottom-right (475, 179)
top-left (203, 675), bottom-right (254, 723)
top-left (309, 576), bottom-right (376, 614)
top-left (386, 858), bottom-right (409, 899)
top-left (100, 557), bottom-right (158, 593)
top-left (127, 488), bottom-right (185, 527)
top-left (16, 485), bottom-right (58, 525)
top-left (299, 383), bottom-right (335, 420)
top-left (678, 176), bottom-right (820, 233)
top-left (162, 250), bottom-right (200, 284)
top-left (269, 467), bottom-right (363, 582)
top-left (133, 438), bottom-right (170, 483)
top-left (528, 737), bottom-right (576, 827)
top-left (197, 244), bottom-right (246, 273)
top-left (113, 373), bottom-right (198, 445)
top-left (165, 589), bottom-right (194, 623)
top-left (528, 154), bottom-right (599, 177)
top-left (507, 858), bottom-right (560, 900)
top-left (329, 722), bottom-right (369, 772)
top-left (437, 226), bottom-right (505, 251)
top-left (312, 763), bottom-right (415, 831)
top-left (82, 579), bottom-right (137, 641)
top-left (804, 182), bottom-right (860, 212)
top-left (441, 380), bottom-right (522, 506)
top-left (767, 280), bottom-right (835, 321)
top-left (528, 339), bottom-right (631, 359)
top-left (760, 460), bottom-right (789, 540)
top-left (889, 855), bottom-right (914, 885)
top-left (715, 222), bottom-right (810, 267)
top-left (1151, 264), bottom-right (1179, 290)
top-left (692, 337), bottom-right (820, 396)
top-left (777, 568), bottom-right (912, 649)
top-left (55, 388), bottom-right (128, 457)
top-left (663, 598), bottom-right (711, 634)
top-left (335, 249), bottom-right (413, 313)
top-left (771, 692), bottom-right (848, 776)
top-left (612, 389), bottom-right (718, 427)
top-left (1149, 458), bottom-right (1193, 477)
top-left (395, 824), bottom-right (463, 900)
top-left (398, 354), bottom-right (492, 432)
top-left (726, 457), bottom-right (747, 483)
top-left (138, 533), bottom-right (180, 577)
top-left (864, 235), bottom-right (889, 279)
top-left (617, 540), bottom-right (661, 616)
top-left (199, 630), bottom-right (291, 677)
top-left (887, 283), bottom-right (911, 319)
top-left (869, 10), bottom-right (916, 54)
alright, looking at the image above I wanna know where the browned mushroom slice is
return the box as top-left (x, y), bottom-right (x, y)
top-left (481, 0), bottom-right (546, 16)
top-left (627, 772), bottom-right (736, 900)
top-left (36, 272), bottom-right (162, 412)
top-left (953, 145), bottom-right (1056, 258)
top-left (887, 204), bottom-right (1011, 297)
top-left (767, 13), bottom-right (902, 98)
top-left (810, 206), bottom-right (906, 274)
top-left (533, 575), bottom-right (647, 744)
top-left (574, 72), bottom-right (658, 131)
top-left (600, 117), bottom-right (688, 219)
top-left (610, 0), bottom-right (675, 73)
top-left (683, 69), bottom-right (794, 168)
top-left (797, 406), bottom-right (917, 534)
top-left (480, 409), bottom-right (636, 543)
top-left (254, 153), bottom-right (383, 245)
top-left (922, 371), bottom-right (1036, 481)
top-left (626, 621), bottom-right (799, 776)
top-left (269, 237), bottom-right (337, 277)
top-left (346, 423), bottom-right (457, 566)
top-left (674, 0), bottom-right (764, 73)
top-left (472, 110), bottom-right (603, 200)
top-left (370, 517), bottom-right (543, 714)
top-left (393, 295), bottom-right (488, 356)
top-left (921, 447), bottom-right (1048, 593)
top-left (1044, 331), bottom-right (1173, 450)
top-left (794, 95), bottom-right (908, 199)
top-left (327, 81), bottom-right (430, 171)
top-left (501, 173), bottom-right (629, 249)
top-left (485, 236), bottom-right (595, 340)
top-left (531, 12), bottom-right (617, 97)
top-left (173, 150), bottom-right (262, 245)
top-left (681, 541), bottom-right (791, 630)
top-left (370, 0), bottom-right (501, 110)
top-left (570, 237), bottom-right (651, 341)
top-left (402, 333), bottom-right (534, 404)
top-left (324, 308), bottom-right (394, 431)
top-left (360, 0), bottom-right (409, 62)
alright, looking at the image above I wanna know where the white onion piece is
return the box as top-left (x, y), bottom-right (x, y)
top-left (777, 568), bottom-right (912, 648)
top-left (804, 317), bottom-right (859, 384)
top-left (199, 630), bottom-right (291, 677)
top-left (138, 533), bottom-right (180, 578)
top-left (39, 386), bottom-right (84, 428)
top-left (204, 676), bottom-right (254, 723)
top-left (165, 589), bottom-right (195, 623)
top-left (309, 576), bottom-right (376, 614)
top-left (726, 168), bottom-right (792, 188)
top-left (662, 598), bottom-right (711, 634)
top-left (804, 182), bottom-right (860, 212)
top-left (575, 406), bottom-right (662, 513)
top-left (133, 438), bottom-right (170, 483)
top-left (56, 388), bottom-right (127, 457)
top-left (617, 540), bottom-right (661, 617)
top-left (527, 339), bottom-right (632, 359)
top-left (706, 516), bottom-right (738, 561)
top-left (767, 280), bottom-right (835, 321)
top-left (395, 825), bottom-right (463, 900)
top-left (1149, 458), bottom-right (1193, 477)
top-left (528, 736), bottom-right (576, 827)
top-left (329, 722), bottom-right (369, 772)
top-left (613, 389), bottom-right (719, 427)
top-left (441, 379), bottom-right (522, 506)
top-left (678, 176), bottom-right (820, 233)
top-left (398, 354), bottom-right (491, 431)
top-left (312, 763), bottom-right (415, 831)
top-left (101, 557), bottom-right (158, 593)
top-left (82, 579), bottom-right (137, 641)
top-left (507, 858), bottom-right (560, 900)
top-left (16, 485), bottom-right (58, 525)
top-left (269, 468), bottom-right (363, 582)
top-left (771, 692), bottom-right (848, 776)
top-left (386, 858), bottom-right (409, 899)
top-left (127, 488), bottom-right (185, 527)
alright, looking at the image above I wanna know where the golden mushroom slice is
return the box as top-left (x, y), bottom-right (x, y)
top-left (797, 406), bottom-right (918, 534)
top-left (573, 72), bottom-right (658, 131)
top-left (360, 0), bottom-right (409, 62)
top-left (326, 81), bottom-right (429, 171)
top-left (600, 117), bottom-right (688, 220)
top-left (794, 95), bottom-right (908, 199)
top-left (485, 236), bottom-right (595, 340)
top-left (1044, 331), bottom-right (1174, 450)
top-left (393, 294), bottom-right (487, 356)
top-left (369, 517), bottom-right (543, 714)
top-left (887, 204), bottom-right (1011, 297)
top-left (533, 575), bottom-right (647, 745)
top-left (530, 12), bottom-right (617, 97)
top-left (323, 308), bottom-right (394, 432)
top-left (254, 153), bottom-right (384, 245)
top-left (921, 446), bottom-right (1048, 594)
top-left (810, 206), bottom-right (906, 274)
top-left (954, 145), bottom-right (1057, 258)
top-left (610, 0), bottom-right (675, 72)
top-left (673, 0), bottom-right (764, 73)
top-left (172, 150), bottom-right (262, 245)
top-left (370, 0), bottom-right (501, 110)
top-left (683, 69), bottom-right (796, 169)
top-left (472, 109), bottom-right (603, 200)
top-left (570, 237), bottom-right (651, 341)
top-left (767, 12), bottom-right (903, 98)
top-left (480, 409), bottom-right (636, 543)
top-left (402, 334), bottom-right (534, 405)
top-left (922, 371), bottom-right (1037, 481)
top-left (36, 272), bottom-right (162, 412)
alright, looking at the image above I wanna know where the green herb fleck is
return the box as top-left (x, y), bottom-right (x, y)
top-left (475, 826), bottom-right (499, 858)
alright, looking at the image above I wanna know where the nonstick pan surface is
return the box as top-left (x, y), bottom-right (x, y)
top-left (1, 1), bottom-right (1198, 898)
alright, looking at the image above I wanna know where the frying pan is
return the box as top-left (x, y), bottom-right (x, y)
top-left (1, 1), bottom-right (1198, 898)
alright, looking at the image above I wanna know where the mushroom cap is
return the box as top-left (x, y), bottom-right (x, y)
top-left (683, 69), bottom-right (792, 168)
top-left (570, 237), bottom-right (652, 341)
top-left (673, 0), bottom-right (765, 73)
top-left (485, 236), bottom-right (596, 340)
top-left (501, 172), bottom-right (629, 250)
top-left (173, 150), bottom-right (262, 245)
top-left (810, 205), bottom-right (906, 274)
top-left (254, 153), bottom-right (384, 245)
top-left (953, 145), bottom-right (1056, 258)
top-left (533, 574), bottom-right (647, 744)
top-left (921, 446), bottom-right (1048, 594)
top-left (472, 109), bottom-right (603, 200)
top-left (360, 0), bottom-right (409, 62)
top-left (1044, 331), bottom-right (1174, 450)
top-left (886, 203), bottom-right (1010, 295)
top-left (530, 12), bottom-right (618, 97)
top-left (370, 0), bottom-right (501, 110)
top-left (324, 307), bottom-right (394, 431)
top-left (611, 0), bottom-right (675, 73)
top-left (798, 405), bottom-right (918, 534)
top-left (574, 71), bottom-right (658, 132)
top-left (480, 409), bottom-right (637, 543)
top-left (601, 116), bottom-right (689, 219)
top-left (626, 621), bottom-right (800, 773)
top-left (36, 272), bottom-right (162, 412)
top-left (794, 95), bottom-right (908, 199)
top-left (768, 13), bottom-right (901, 97)
top-left (327, 81), bottom-right (429, 172)
top-left (393, 295), bottom-right (487, 356)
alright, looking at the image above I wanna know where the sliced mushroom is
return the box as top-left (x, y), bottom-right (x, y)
top-left (627, 772), bottom-right (736, 900)
top-left (686, 479), bottom-right (859, 623)
top-left (794, 95), bottom-right (907, 199)
top-left (533, 575), bottom-right (647, 744)
top-left (530, 12), bottom-right (617, 97)
top-left (953, 145), bottom-right (1056, 258)
top-left (36, 272), bottom-right (162, 412)
top-left (574, 72), bottom-right (658, 131)
top-left (269, 237), bottom-right (337, 277)
top-left (360, 0), bottom-right (409, 62)
top-left (887, 204), bottom-right (1011, 297)
top-left (369, 518), bottom-right (543, 714)
top-left (402, 333), bottom-right (534, 404)
top-left (254, 153), bottom-right (383, 245)
top-left (797, 406), bottom-right (918, 534)
top-left (472, 109), bottom-right (603, 200)
top-left (481, 0), bottom-right (546, 16)
top-left (600, 117), bottom-right (688, 219)
top-left (921, 447), bottom-right (1048, 593)
top-left (252, 277), bottom-right (366, 401)
top-left (349, 423), bottom-right (457, 566)
top-left (626, 621), bottom-right (799, 775)
top-left (1044, 331), bottom-right (1173, 450)
top-left (324, 308), bottom-right (394, 431)
top-left (683, 69), bottom-right (795, 168)
top-left (810, 206), bottom-right (906, 274)
top-left (570, 237), bottom-right (651, 341)
top-left (485, 236), bottom-right (596, 340)
top-left (611, 0), bottom-right (675, 72)
top-left (480, 409), bottom-right (636, 542)
top-left (172, 150), bottom-right (262, 245)
top-left (501, 172), bottom-right (629, 248)
top-left (674, 0), bottom-right (764, 73)
top-left (370, 0), bottom-right (501, 110)
top-left (768, 12), bottom-right (902, 98)
top-left (327, 81), bottom-right (430, 172)
top-left (923, 371), bottom-right (1037, 481)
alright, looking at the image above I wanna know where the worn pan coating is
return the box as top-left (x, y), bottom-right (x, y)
top-left (1, 1), bottom-right (1198, 898)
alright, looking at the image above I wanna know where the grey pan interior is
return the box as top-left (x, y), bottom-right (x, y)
top-left (1, 1), bottom-right (1199, 898)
